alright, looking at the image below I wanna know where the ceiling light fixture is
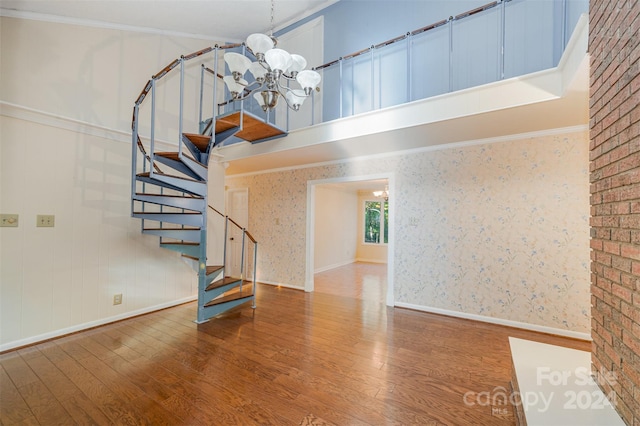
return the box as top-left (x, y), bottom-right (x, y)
top-left (222, 0), bottom-right (321, 112)
top-left (373, 186), bottom-right (389, 201)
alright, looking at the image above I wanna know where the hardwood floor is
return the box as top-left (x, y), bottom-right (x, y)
top-left (1, 262), bottom-right (590, 425)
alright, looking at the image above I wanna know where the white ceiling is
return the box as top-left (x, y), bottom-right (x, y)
top-left (0, 0), bottom-right (339, 41)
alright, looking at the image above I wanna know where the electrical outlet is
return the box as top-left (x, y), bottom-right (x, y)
top-left (113, 294), bottom-right (122, 305)
top-left (37, 214), bottom-right (55, 227)
top-left (0, 214), bottom-right (19, 227)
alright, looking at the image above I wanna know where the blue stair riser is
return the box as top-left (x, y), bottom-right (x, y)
top-left (182, 135), bottom-right (209, 163)
top-left (136, 174), bottom-right (201, 195)
top-left (133, 194), bottom-right (205, 211)
top-left (143, 228), bottom-right (202, 242)
top-left (160, 243), bottom-right (201, 258)
top-left (181, 155), bottom-right (209, 181)
top-left (199, 296), bottom-right (254, 321)
top-left (203, 280), bottom-right (242, 304)
top-left (133, 212), bottom-right (203, 227)
top-left (214, 126), bottom-right (240, 147)
top-left (154, 155), bottom-right (203, 181)
top-left (206, 269), bottom-right (224, 286)
top-left (151, 173), bottom-right (207, 197)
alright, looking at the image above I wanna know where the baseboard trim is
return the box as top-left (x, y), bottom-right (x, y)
top-left (355, 258), bottom-right (387, 264)
top-left (257, 280), bottom-right (304, 291)
top-left (314, 259), bottom-right (356, 274)
top-left (0, 295), bottom-right (197, 353)
top-left (394, 302), bottom-right (591, 341)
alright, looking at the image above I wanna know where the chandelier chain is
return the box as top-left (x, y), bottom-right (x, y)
top-left (270, 0), bottom-right (275, 37)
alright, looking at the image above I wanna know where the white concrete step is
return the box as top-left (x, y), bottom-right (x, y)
top-left (509, 337), bottom-right (624, 426)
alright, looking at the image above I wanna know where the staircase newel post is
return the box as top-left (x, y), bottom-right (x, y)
top-left (131, 104), bottom-right (140, 214)
top-left (223, 216), bottom-right (229, 275)
top-left (448, 16), bottom-right (454, 93)
top-left (179, 56), bottom-right (185, 156)
top-left (252, 242), bottom-right (258, 309)
top-left (239, 230), bottom-right (246, 290)
top-left (149, 78), bottom-right (157, 177)
top-left (196, 193), bottom-right (208, 324)
top-left (212, 45), bottom-right (219, 146)
top-left (199, 64), bottom-right (205, 133)
top-left (499, 0), bottom-right (506, 80)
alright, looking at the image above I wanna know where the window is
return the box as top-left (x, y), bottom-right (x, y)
top-left (364, 200), bottom-right (388, 244)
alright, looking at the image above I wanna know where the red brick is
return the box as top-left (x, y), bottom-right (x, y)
top-left (613, 283), bottom-right (633, 304)
top-left (592, 239), bottom-right (604, 250)
top-left (591, 1), bottom-right (640, 423)
top-left (604, 240), bottom-right (621, 255)
top-left (613, 255), bottom-right (632, 272)
top-left (621, 244), bottom-right (640, 261)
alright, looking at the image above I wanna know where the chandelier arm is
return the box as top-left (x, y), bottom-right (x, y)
top-left (232, 81), bottom-right (266, 101)
top-left (257, 60), bottom-right (271, 71)
top-left (273, 79), bottom-right (310, 98)
top-left (279, 90), bottom-right (300, 111)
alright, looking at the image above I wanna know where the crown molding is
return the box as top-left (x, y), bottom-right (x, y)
top-left (0, 8), bottom-right (227, 42)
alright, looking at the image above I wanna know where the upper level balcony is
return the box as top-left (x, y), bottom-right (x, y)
top-left (132, 0), bottom-right (589, 175)
top-left (217, 0), bottom-right (589, 174)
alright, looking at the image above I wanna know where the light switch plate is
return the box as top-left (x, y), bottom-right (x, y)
top-left (0, 214), bottom-right (19, 227)
top-left (37, 215), bottom-right (55, 227)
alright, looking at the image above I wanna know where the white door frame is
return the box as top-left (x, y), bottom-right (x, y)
top-left (225, 187), bottom-right (249, 278)
top-left (305, 173), bottom-right (395, 307)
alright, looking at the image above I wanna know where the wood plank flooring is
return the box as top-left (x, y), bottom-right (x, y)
top-left (0, 262), bottom-right (590, 425)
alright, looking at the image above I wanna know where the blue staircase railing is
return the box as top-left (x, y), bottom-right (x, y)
top-left (130, 43), bottom-right (262, 323)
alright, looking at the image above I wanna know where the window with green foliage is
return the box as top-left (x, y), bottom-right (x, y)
top-left (364, 200), bottom-right (388, 244)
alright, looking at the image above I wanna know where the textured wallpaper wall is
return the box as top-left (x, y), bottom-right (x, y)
top-left (226, 130), bottom-right (590, 333)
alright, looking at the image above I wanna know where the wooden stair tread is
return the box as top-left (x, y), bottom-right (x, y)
top-left (183, 133), bottom-right (211, 151)
top-left (204, 287), bottom-right (254, 307)
top-left (134, 211), bottom-right (201, 215)
top-left (215, 111), bottom-right (286, 143)
top-left (156, 151), bottom-right (207, 168)
top-left (155, 152), bottom-right (180, 160)
top-left (143, 227), bottom-right (200, 231)
top-left (161, 242), bottom-right (199, 246)
top-left (206, 265), bottom-right (224, 275)
top-left (205, 276), bottom-right (247, 291)
top-left (137, 171), bottom-right (203, 184)
top-left (136, 192), bottom-right (203, 199)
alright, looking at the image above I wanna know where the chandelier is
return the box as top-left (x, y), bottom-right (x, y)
top-left (222, 1), bottom-right (321, 112)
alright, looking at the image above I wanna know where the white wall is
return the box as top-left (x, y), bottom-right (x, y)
top-left (226, 129), bottom-right (591, 336)
top-left (0, 16), bottom-right (225, 350)
top-left (313, 185), bottom-right (357, 272)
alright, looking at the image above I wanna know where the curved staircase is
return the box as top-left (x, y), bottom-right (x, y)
top-left (130, 45), bottom-right (284, 323)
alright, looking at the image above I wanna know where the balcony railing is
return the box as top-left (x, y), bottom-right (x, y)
top-left (260, 0), bottom-right (589, 133)
top-left (133, 0), bottom-right (588, 152)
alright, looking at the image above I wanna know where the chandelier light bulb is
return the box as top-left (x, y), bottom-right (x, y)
top-left (249, 62), bottom-right (267, 83)
top-left (223, 75), bottom-right (247, 98)
top-left (265, 48), bottom-right (293, 73)
top-left (224, 52), bottom-right (252, 78)
top-left (246, 33), bottom-right (274, 59)
top-left (296, 69), bottom-right (321, 95)
top-left (285, 89), bottom-right (306, 111)
top-left (288, 54), bottom-right (307, 76)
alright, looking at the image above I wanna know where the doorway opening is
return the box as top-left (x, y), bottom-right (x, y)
top-left (305, 174), bottom-right (394, 306)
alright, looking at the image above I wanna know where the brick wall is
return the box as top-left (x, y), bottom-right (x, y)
top-left (590, 0), bottom-right (640, 424)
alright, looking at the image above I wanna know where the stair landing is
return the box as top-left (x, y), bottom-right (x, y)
top-left (216, 110), bottom-right (286, 143)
